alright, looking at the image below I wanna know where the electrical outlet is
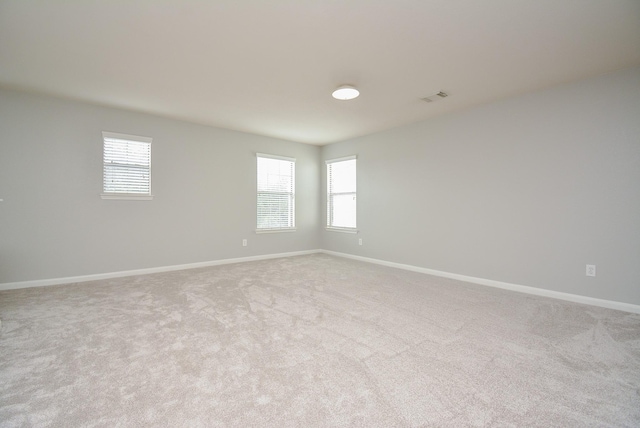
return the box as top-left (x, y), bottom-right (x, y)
top-left (586, 264), bottom-right (596, 277)
top-left (242, 239), bottom-right (247, 247)
top-left (358, 238), bottom-right (363, 246)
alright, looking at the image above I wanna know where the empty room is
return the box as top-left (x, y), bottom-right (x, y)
top-left (1, 1), bottom-right (639, 426)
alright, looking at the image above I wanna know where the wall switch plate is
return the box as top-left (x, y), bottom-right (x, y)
top-left (586, 264), bottom-right (596, 277)
top-left (358, 238), bottom-right (363, 246)
top-left (242, 239), bottom-right (247, 247)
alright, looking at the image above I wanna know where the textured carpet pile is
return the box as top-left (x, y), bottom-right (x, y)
top-left (1, 254), bottom-right (639, 427)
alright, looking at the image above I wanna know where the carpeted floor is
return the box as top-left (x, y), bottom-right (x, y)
top-left (1, 253), bottom-right (639, 427)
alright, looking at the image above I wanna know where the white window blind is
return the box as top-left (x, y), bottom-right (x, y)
top-left (257, 154), bottom-right (295, 231)
top-left (327, 156), bottom-right (356, 229)
top-left (102, 132), bottom-right (152, 199)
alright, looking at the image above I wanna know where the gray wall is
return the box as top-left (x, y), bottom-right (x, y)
top-left (0, 89), bottom-right (320, 283)
top-left (322, 67), bottom-right (640, 305)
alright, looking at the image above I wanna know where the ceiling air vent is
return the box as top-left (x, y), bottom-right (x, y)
top-left (421, 91), bottom-right (448, 103)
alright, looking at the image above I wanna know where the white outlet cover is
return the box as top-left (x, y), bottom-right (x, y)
top-left (586, 264), bottom-right (596, 277)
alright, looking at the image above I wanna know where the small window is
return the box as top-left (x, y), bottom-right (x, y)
top-left (101, 132), bottom-right (152, 200)
top-left (327, 156), bottom-right (357, 230)
top-left (256, 153), bottom-right (295, 232)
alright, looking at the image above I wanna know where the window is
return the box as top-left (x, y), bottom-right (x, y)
top-left (102, 132), bottom-right (152, 200)
top-left (326, 156), bottom-right (356, 230)
top-left (256, 153), bottom-right (295, 232)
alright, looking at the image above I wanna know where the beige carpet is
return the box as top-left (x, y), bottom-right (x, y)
top-left (1, 253), bottom-right (639, 427)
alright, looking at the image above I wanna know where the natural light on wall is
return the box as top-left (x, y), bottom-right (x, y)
top-left (326, 156), bottom-right (357, 230)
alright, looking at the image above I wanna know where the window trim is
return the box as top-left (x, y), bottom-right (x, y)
top-left (326, 155), bottom-right (357, 231)
top-left (256, 153), bottom-right (296, 233)
top-left (101, 131), bottom-right (153, 200)
top-left (325, 226), bottom-right (359, 234)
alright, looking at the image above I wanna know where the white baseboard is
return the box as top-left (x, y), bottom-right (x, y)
top-left (320, 250), bottom-right (640, 315)
top-left (0, 249), bottom-right (322, 292)
top-left (3, 249), bottom-right (639, 315)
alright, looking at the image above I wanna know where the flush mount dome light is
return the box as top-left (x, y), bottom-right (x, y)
top-left (332, 85), bottom-right (359, 100)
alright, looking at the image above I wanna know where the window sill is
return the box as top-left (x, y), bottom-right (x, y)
top-left (326, 227), bottom-right (358, 234)
top-left (255, 228), bottom-right (297, 234)
top-left (101, 194), bottom-right (154, 201)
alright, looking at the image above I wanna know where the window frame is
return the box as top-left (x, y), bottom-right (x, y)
top-left (326, 155), bottom-right (357, 233)
top-left (101, 131), bottom-right (153, 200)
top-left (256, 153), bottom-right (296, 233)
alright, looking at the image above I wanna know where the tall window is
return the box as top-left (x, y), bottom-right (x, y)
top-left (326, 156), bottom-right (356, 230)
top-left (257, 153), bottom-right (295, 232)
top-left (102, 132), bottom-right (152, 200)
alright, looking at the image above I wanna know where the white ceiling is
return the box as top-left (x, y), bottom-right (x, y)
top-left (1, 1), bottom-right (639, 145)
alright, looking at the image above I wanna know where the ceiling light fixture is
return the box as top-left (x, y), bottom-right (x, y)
top-left (332, 85), bottom-right (359, 100)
